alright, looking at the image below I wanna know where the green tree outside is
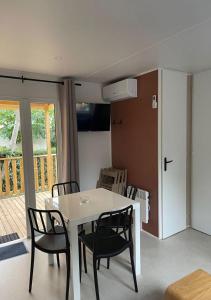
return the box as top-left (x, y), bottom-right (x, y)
top-left (0, 108), bottom-right (56, 157)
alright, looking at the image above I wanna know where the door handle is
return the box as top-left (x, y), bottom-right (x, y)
top-left (164, 157), bottom-right (173, 171)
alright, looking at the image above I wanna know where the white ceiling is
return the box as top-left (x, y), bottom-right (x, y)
top-left (1, 0), bottom-right (211, 82)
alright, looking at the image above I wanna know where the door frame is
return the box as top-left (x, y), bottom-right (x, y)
top-left (158, 68), bottom-right (163, 239)
top-left (0, 97), bottom-right (60, 238)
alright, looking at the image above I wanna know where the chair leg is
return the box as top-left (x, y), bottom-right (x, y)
top-left (66, 252), bottom-right (70, 300)
top-left (56, 253), bottom-right (60, 268)
top-left (91, 221), bottom-right (95, 232)
top-left (93, 257), bottom-right (100, 300)
top-left (29, 245), bottom-right (35, 293)
top-left (129, 246), bottom-right (138, 293)
top-left (107, 258), bottom-right (110, 269)
top-left (83, 243), bottom-right (87, 273)
top-left (79, 240), bottom-right (82, 282)
top-left (97, 258), bottom-right (100, 270)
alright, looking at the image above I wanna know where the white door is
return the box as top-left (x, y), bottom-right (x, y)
top-left (160, 69), bottom-right (187, 239)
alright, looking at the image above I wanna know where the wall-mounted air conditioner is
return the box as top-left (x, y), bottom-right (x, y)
top-left (103, 78), bottom-right (137, 102)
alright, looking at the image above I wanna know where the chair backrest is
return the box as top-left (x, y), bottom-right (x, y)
top-left (52, 181), bottom-right (80, 197)
top-left (95, 205), bottom-right (133, 251)
top-left (125, 184), bottom-right (137, 200)
top-left (28, 207), bottom-right (69, 247)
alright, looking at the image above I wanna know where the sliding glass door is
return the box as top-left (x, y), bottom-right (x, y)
top-left (0, 101), bottom-right (27, 242)
top-left (30, 102), bottom-right (57, 209)
top-left (0, 99), bottom-right (58, 243)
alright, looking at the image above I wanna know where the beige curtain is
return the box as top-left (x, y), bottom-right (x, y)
top-left (57, 78), bottom-right (79, 184)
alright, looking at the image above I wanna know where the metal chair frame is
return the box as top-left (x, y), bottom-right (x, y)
top-left (79, 205), bottom-right (138, 300)
top-left (28, 208), bottom-right (70, 300)
top-left (52, 180), bottom-right (80, 197)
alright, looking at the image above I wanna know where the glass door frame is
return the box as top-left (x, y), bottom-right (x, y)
top-left (0, 97), bottom-right (60, 238)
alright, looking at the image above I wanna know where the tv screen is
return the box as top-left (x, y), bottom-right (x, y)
top-left (76, 103), bottom-right (110, 132)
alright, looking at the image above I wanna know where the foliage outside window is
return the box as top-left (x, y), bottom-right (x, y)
top-left (0, 108), bottom-right (56, 157)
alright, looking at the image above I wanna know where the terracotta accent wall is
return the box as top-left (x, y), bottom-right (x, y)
top-left (111, 70), bottom-right (158, 237)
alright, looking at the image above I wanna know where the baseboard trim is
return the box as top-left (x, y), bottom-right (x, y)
top-left (141, 229), bottom-right (159, 239)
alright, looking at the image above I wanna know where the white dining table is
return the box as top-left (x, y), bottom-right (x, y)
top-left (45, 188), bottom-right (141, 300)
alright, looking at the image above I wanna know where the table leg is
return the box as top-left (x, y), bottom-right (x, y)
top-left (134, 203), bottom-right (141, 276)
top-left (69, 223), bottom-right (81, 300)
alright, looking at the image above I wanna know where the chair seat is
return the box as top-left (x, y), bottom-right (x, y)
top-left (36, 232), bottom-right (67, 253)
top-left (79, 228), bottom-right (130, 258)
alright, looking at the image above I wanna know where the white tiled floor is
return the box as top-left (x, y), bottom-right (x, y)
top-left (1, 228), bottom-right (211, 300)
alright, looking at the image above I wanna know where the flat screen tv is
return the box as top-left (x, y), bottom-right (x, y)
top-left (76, 103), bottom-right (110, 132)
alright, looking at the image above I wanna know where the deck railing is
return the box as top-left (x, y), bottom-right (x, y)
top-left (0, 154), bottom-right (57, 196)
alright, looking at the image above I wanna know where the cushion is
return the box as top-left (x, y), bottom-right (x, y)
top-left (165, 269), bottom-right (211, 300)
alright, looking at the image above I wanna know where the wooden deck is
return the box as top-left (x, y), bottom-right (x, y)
top-left (0, 191), bottom-right (51, 239)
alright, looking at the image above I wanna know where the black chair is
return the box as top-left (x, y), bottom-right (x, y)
top-left (93, 185), bottom-right (138, 270)
top-left (28, 208), bottom-right (70, 300)
top-left (52, 180), bottom-right (80, 197)
top-left (51, 180), bottom-right (87, 274)
top-left (94, 185), bottom-right (137, 230)
top-left (79, 205), bottom-right (138, 300)
top-left (99, 184), bottom-right (137, 228)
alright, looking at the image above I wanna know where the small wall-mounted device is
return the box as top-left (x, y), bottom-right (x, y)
top-left (152, 95), bottom-right (158, 109)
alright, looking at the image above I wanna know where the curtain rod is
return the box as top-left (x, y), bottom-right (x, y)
top-left (0, 75), bottom-right (64, 85)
